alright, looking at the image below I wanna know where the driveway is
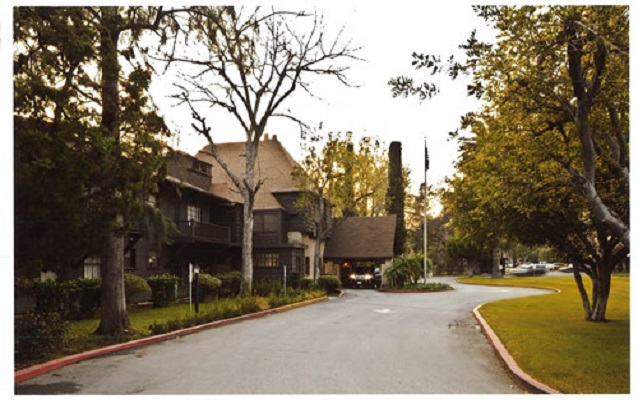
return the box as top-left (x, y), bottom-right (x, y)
top-left (16, 277), bottom-right (550, 394)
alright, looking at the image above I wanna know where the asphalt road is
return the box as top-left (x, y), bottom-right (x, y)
top-left (16, 277), bottom-right (551, 394)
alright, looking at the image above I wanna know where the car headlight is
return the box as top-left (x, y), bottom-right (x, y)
top-left (364, 274), bottom-right (372, 280)
top-left (350, 274), bottom-right (356, 279)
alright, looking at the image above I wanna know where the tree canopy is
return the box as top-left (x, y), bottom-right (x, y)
top-left (391, 5), bottom-right (628, 321)
top-left (293, 131), bottom-right (388, 278)
top-left (14, 6), bottom-right (180, 334)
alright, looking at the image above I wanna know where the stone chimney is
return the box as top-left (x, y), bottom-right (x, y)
top-left (264, 133), bottom-right (270, 141)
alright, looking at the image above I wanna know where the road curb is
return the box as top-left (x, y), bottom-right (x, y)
top-left (15, 296), bottom-right (328, 384)
top-left (473, 304), bottom-right (561, 394)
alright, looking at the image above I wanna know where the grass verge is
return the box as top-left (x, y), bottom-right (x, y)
top-left (458, 275), bottom-right (629, 394)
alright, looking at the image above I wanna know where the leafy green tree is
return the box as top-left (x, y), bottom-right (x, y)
top-left (15, 7), bottom-right (106, 279)
top-left (293, 131), bottom-right (387, 280)
top-left (14, 6), bottom-right (182, 335)
top-left (392, 6), bottom-right (628, 321)
top-left (172, 7), bottom-right (360, 294)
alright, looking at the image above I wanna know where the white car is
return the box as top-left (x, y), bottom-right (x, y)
top-left (511, 264), bottom-right (547, 276)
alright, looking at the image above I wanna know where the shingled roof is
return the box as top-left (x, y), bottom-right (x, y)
top-left (323, 215), bottom-right (397, 260)
top-left (196, 135), bottom-right (300, 209)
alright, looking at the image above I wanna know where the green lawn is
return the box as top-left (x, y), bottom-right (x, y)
top-left (458, 275), bottom-right (629, 394)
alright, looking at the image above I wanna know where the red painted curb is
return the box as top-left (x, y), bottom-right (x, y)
top-left (473, 304), bottom-right (561, 394)
top-left (15, 296), bottom-right (328, 384)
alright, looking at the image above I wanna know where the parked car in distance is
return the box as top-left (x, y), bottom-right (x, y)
top-left (510, 263), bottom-right (547, 277)
top-left (559, 264), bottom-right (574, 273)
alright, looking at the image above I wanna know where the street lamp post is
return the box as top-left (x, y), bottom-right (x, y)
top-left (424, 137), bottom-right (429, 285)
top-left (194, 264), bottom-right (200, 314)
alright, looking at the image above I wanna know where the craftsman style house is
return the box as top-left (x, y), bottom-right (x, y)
top-left (83, 149), bottom-right (243, 283)
top-left (83, 134), bottom-right (325, 283)
top-left (196, 134), bottom-right (323, 281)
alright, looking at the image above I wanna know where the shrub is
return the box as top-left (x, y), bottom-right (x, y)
top-left (31, 279), bottom-right (71, 314)
top-left (15, 310), bottom-right (69, 362)
top-left (268, 293), bottom-right (291, 308)
top-left (72, 278), bottom-right (101, 319)
top-left (147, 274), bottom-right (180, 307)
top-left (197, 273), bottom-right (222, 301)
top-left (287, 271), bottom-right (301, 289)
top-left (267, 289), bottom-right (325, 308)
top-left (384, 254), bottom-right (431, 288)
top-left (147, 296), bottom-right (261, 335)
top-left (253, 279), bottom-right (284, 296)
top-left (237, 296), bottom-right (260, 314)
top-left (125, 273), bottom-right (152, 304)
top-left (14, 277), bottom-right (33, 297)
top-left (317, 275), bottom-right (341, 293)
top-left (213, 271), bottom-right (242, 297)
top-left (299, 277), bottom-right (317, 290)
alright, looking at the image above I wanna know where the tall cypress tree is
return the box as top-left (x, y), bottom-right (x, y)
top-left (386, 141), bottom-right (406, 255)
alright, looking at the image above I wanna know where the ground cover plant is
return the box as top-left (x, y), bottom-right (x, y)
top-left (15, 289), bottom-right (325, 370)
top-left (458, 275), bottom-right (629, 394)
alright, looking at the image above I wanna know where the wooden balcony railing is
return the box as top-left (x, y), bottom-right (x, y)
top-left (174, 220), bottom-right (231, 244)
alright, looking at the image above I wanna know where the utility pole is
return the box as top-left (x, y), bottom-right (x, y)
top-left (423, 137), bottom-right (429, 284)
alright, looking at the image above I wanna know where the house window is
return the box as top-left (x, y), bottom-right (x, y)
top-left (254, 213), bottom-right (278, 233)
top-left (305, 257), bottom-right (310, 275)
top-left (125, 249), bottom-right (137, 270)
top-left (254, 253), bottom-right (279, 268)
top-left (148, 250), bottom-right (158, 269)
top-left (294, 257), bottom-right (303, 274)
top-left (191, 159), bottom-right (212, 176)
top-left (84, 257), bottom-right (101, 279)
top-left (187, 205), bottom-right (201, 222)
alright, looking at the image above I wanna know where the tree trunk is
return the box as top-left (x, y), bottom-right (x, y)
top-left (590, 266), bottom-right (611, 322)
top-left (491, 247), bottom-right (500, 278)
top-left (240, 192), bottom-right (255, 295)
top-left (96, 218), bottom-right (130, 335)
top-left (240, 140), bottom-right (258, 296)
top-left (95, 6), bottom-right (131, 336)
top-left (572, 263), bottom-right (593, 320)
top-left (572, 262), bottom-right (612, 322)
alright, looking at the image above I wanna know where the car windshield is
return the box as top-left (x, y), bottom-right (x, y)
top-left (354, 267), bottom-right (372, 275)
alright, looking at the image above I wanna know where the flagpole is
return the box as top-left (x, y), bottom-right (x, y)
top-left (424, 137), bottom-right (429, 284)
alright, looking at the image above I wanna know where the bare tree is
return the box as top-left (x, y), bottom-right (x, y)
top-left (169, 7), bottom-right (360, 294)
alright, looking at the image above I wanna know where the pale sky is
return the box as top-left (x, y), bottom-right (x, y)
top-left (150, 1), bottom-right (494, 194)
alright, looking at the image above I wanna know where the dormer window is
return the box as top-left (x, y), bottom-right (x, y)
top-left (191, 159), bottom-right (211, 176)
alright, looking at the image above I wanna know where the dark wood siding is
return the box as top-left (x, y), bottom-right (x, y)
top-left (273, 192), bottom-right (311, 234)
top-left (253, 210), bottom-right (283, 247)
